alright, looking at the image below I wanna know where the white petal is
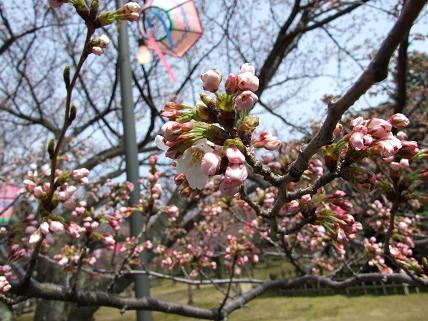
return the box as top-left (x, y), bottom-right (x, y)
top-left (186, 167), bottom-right (209, 189)
top-left (155, 135), bottom-right (169, 151)
top-left (175, 151), bottom-right (193, 174)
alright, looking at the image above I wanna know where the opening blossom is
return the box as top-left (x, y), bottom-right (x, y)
top-left (157, 136), bottom-right (214, 189)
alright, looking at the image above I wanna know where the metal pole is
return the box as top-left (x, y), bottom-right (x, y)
top-left (115, 1), bottom-right (152, 321)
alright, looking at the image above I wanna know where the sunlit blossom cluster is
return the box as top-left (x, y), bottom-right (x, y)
top-left (156, 63), bottom-right (281, 195)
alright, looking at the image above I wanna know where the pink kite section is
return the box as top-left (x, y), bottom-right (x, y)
top-left (0, 184), bottom-right (19, 225)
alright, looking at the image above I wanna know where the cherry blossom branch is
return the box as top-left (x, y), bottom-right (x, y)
top-left (217, 255), bottom-right (238, 318)
top-left (18, 279), bottom-right (218, 320)
top-left (11, 273), bottom-right (427, 320)
top-left (283, 0), bottom-right (425, 183)
top-left (244, 148), bottom-right (283, 187)
top-left (264, 0), bottom-right (425, 238)
top-left (239, 185), bottom-right (264, 217)
top-left (22, 26), bottom-right (94, 288)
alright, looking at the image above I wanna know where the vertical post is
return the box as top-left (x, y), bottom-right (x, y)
top-left (115, 1), bottom-right (152, 321)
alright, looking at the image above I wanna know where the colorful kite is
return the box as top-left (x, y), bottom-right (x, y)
top-left (137, 0), bottom-right (203, 81)
top-left (0, 185), bottom-right (19, 226)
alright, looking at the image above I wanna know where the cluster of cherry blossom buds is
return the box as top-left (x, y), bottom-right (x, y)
top-left (224, 63), bottom-right (260, 112)
top-left (312, 257), bottom-right (335, 274)
top-left (312, 192), bottom-right (362, 257)
top-left (116, 2), bottom-right (142, 21)
top-left (364, 237), bottom-right (393, 274)
top-left (56, 183), bottom-right (77, 203)
top-left (71, 168), bottom-right (90, 184)
top-left (224, 234), bottom-right (259, 266)
top-left (23, 214), bottom-right (38, 237)
top-left (153, 241), bottom-right (217, 274)
top-left (252, 130), bottom-right (282, 151)
top-left (8, 244), bottom-right (30, 261)
top-left (54, 245), bottom-right (80, 267)
top-left (219, 146), bottom-right (248, 195)
top-left (366, 200), bottom-right (391, 232)
top-left (164, 205), bottom-right (180, 222)
top-left (71, 200), bottom-right (87, 217)
top-left (156, 64), bottom-right (267, 193)
top-left (390, 158), bottom-right (410, 171)
top-left (260, 154), bottom-right (282, 171)
top-left (306, 158), bottom-right (324, 180)
top-left (91, 35), bottom-right (110, 56)
top-left (29, 220), bottom-right (65, 244)
top-left (390, 241), bottom-right (422, 273)
top-left (98, 2), bottom-right (144, 25)
top-left (0, 276), bottom-right (11, 293)
top-left (348, 114), bottom-right (414, 158)
top-left (67, 222), bottom-right (86, 239)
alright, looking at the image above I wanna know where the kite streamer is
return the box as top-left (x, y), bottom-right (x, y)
top-left (147, 29), bottom-right (176, 82)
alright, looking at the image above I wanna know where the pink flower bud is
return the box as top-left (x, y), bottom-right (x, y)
top-left (350, 117), bottom-right (364, 129)
top-left (71, 168), bottom-right (90, 181)
top-left (224, 163), bottom-right (248, 185)
top-left (92, 46), bottom-right (103, 56)
top-left (396, 131), bottom-right (407, 140)
top-left (226, 146), bottom-right (245, 164)
top-left (239, 63), bottom-right (256, 75)
top-left (333, 123), bottom-right (343, 137)
top-left (390, 162), bottom-right (400, 171)
top-left (301, 194), bottom-right (311, 203)
top-left (237, 72), bottom-right (259, 92)
top-left (397, 221), bottom-right (408, 231)
top-left (367, 118), bottom-right (392, 139)
top-left (33, 186), bottom-right (45, 199)
top-left (201, 152), bottom-right (221, 176)
top-left (369, 134), bottom-right (402, 158)
top-left (234, 91), bottom-right (258, 111)
top-left (399, 159), bottom-right (409, 169)
top-left (119, 2), bottom-right (142, 21)
top-left (349, 131), bottom-right (365, 151)
top-left (225, 73), bottom-right (238, 94)
top-left (201, 69), bottom-right (222, 93)
top-left (161, 121), bottom-right (192, 141)
top-left (49, 221), bottom-right (64, 234)
top-left (143, 240), bottom-right (153, 250)
top-left (389, 113), bottom-right (409, 128)
top-left (57, 191), bottom-right (69, 202)
top-left (24, 179), bottom-right (36, 192)
top-left (399, 140), bottom-right (419, 157)
top-left (165, 205), bottom-right (179, 217)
